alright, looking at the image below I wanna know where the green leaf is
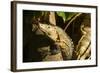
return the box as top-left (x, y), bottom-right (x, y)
top-left (56, 12), bottom-right (66, 22)
top-left (56, 12), bottom-right (77, 22)
top-left (65, 13), bottom-right (77, 21)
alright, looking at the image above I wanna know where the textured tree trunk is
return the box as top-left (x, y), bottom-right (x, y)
top-left (49, 12), bottom-right (56, 25)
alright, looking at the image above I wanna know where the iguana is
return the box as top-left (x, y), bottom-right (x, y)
top-left (38, 23), bottom-right (74, 60)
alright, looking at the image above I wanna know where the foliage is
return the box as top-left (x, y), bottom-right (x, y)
top-left (23, 10), bottom-right (91, 62)
top-left (56, 12), bottom-right (77, 22)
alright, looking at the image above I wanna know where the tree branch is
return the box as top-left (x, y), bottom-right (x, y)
top-left (49, 12), bottom-right (56, 25)
top-left (64, 13), bottom-right (82, 31)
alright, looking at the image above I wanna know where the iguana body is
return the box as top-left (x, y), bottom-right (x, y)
top-left (38, 23), bottom-right (74, 60)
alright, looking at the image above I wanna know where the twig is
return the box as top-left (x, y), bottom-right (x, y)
top-left (49, 12), bottom-right (56, 25)
top-left (64, 13), bottom-right (82, 31)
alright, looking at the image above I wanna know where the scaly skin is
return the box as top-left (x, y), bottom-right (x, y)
top-left (38, 23), bottom-right (74, 60)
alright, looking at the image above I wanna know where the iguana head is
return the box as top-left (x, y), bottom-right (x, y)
top-left (38, 23), bottom-right (58, 41)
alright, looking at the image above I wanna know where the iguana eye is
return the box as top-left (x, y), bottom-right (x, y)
top-left (48, 26), bottom-right (50, 28)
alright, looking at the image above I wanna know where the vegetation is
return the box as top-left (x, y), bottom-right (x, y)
top-left (23, 10), bottom-right (91, 62)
